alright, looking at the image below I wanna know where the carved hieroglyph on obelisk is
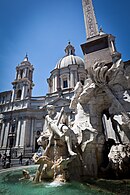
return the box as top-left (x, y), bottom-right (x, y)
top-left (82, 0), bottom-right (99, 39)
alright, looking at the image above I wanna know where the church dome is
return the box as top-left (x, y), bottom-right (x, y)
top-left (56, 42), bottom-right (84, 69)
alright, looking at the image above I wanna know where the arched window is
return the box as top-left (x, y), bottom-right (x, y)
top-left (20, 70), bottom-right (23, 79)
top-left (17, 90), bottom-right (22, 99)
top-left (29, 70), bottom-right (32, 81)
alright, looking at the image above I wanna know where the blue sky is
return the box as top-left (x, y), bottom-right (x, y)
top-left (0, 0), bottom-right (130, 96)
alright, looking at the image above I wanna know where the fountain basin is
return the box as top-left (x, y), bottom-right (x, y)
top-left (0, 166), bottom-right (129, 195)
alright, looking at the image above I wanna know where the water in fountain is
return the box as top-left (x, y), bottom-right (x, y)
top-left (0, 166), bottom-right (115, 195)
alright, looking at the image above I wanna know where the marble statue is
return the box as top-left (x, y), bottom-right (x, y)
top-left (33, 105), bottom-right (77, 182)
top-left (69, 58), bottom-right (130, 178)
top-left (40, 105), bottom-right (77, 157)
top-left (19, 169), bottom-right (31, 180)
top-left (70, 81), bottom-right (98, 152)
top-left (33, 149), bottom-right (76, 182)
top-left (102, 144), bottom-right (130, 178)
top-left (33, 58), bottom-right (130, 181)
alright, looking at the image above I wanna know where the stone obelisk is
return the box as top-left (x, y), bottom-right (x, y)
top-left (81, 0), bottom-right (121, 72)
top-left (82, 0), bottom-right (99, 39)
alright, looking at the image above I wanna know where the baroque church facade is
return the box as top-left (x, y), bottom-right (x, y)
top-left (0, 0), bottom-right (130, 158)
top-left (0, 42), bottom-right (86, 157)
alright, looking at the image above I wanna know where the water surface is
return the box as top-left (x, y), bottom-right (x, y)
top-left (0, 166), bottom-right (114, 195)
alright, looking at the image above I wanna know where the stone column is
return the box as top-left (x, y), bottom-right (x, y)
top-left (30, 119), bottom-right (34, 147)
top-left (25, 84), bottom-right (28, 98)
top-left (55, 75), bottom-right (57, 92)
top-left (18, 70), bottom-right (21, 79)
top-left (24, 69), bottom-right (27, 78)
top-left (57, 70), bottom-right (61, 91)
top-left (24, 119), bottom-right (31, 147)
top-left (19, 120), bottom-right (26, 147)
top-left (67, 74), bottom-right (69, 88)
top-left (11, 90), bottom-right (15, 102)
top-left (70, 71), bottom-right (74, 88)
top-left (70, 65), bottom-right (78, 87)
top-left (26, 68), bottom-right (29, 78)
top-left (2, 122), bottom-right (10, 148)
top-left (15, 120), bottom-right (21, 147)
top-left (0, 123), bottom-right (5, 147)
top-left (21, 85), bottom-right (26, 100)
top-left (52, 76), bottom-right (55, 93)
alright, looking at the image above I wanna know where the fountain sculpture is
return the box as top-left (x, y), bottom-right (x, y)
top-left (33, 57), bottom-right (130, 182)
top-left (0, 1), bottom-right (130, 194)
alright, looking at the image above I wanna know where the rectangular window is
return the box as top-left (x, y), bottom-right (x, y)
top-left (63, 80), bottom-right (68, 88)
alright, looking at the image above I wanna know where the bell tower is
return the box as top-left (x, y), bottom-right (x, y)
top-left (11, 55), bottom-right (34, 101)
top-left (81, 0), bottom-right (121, 73)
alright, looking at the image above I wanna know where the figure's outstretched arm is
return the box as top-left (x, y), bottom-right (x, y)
top-left (45, 115), bottom-right (64, 138)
